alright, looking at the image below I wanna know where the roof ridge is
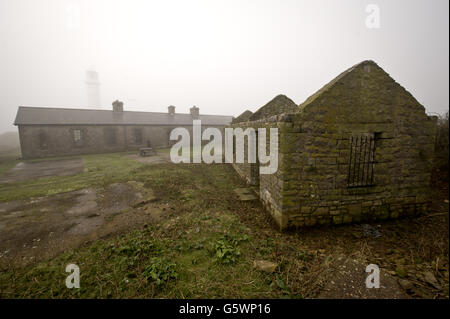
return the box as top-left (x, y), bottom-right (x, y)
top-left (17, 106), bottom-right (233, 117)
top-left (298, 60), bottom-right (379, 110)
top-left (248, 94), bottom-right (297, 121)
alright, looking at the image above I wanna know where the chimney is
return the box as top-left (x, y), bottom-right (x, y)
top-left (190, 106), bottom-right (199, 120)
top-left (168, 105), bottom-right (175, 115)
top-left (112, 100), bottom-right (124, 112)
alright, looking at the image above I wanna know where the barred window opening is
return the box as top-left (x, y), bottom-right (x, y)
top-left (347, 134), bottom-right (378, 188)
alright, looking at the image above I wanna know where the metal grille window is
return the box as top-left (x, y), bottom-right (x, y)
top-left (347, 134), bottom-right (377, 187)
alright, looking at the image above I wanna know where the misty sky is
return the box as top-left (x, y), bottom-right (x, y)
top-left (0, 0), bottom-right (448, 133)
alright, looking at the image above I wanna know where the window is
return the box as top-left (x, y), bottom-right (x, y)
top-left (347, 134), bottom-right (378, 188)
top-left (104, 127), bottom-right (117, 146)
top-left (38, 130), bottom-right (48, 150)
top-left (134, 128), bottom-right (143, 144)
top-left (72, 129), bottom-right (85, 147)
top-left (73, 129), bottom-right (82, 142)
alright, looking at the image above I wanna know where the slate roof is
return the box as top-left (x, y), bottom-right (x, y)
top-left (14, 106), bottom-right (233, 126)
top-left (248, 95), bottom-right (298, 121)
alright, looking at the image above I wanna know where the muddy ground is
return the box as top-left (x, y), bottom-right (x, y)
top-left (0, 181), bottom-right (169, 268)
top-left (0, 152), bottom-right (447, 299)
top-left (0, 158), bottom-right (84, 183)
top-left (0, 152), bottom-right (174, 269)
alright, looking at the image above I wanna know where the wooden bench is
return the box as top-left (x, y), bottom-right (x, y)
top-left (139, 147), bottom-right (157, 157)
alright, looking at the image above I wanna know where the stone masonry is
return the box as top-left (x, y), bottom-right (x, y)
top-left (14, 104), bottom-right (232, 159)
top-left (230, 61), bottom-right (437, 230)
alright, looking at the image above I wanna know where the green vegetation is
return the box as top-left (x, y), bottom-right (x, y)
top-left (0, 151), bottom-right (448, 299)
top-left (143, 257), bottom-right (178, 287)
top-left (0, 152), bottom-right (141, 202)
top-left (212, 234), bottom-right (248, 265)
top-left (0, 145), bottom-right (219, 203)
top-left (0, 154), bottom-right (298, 298)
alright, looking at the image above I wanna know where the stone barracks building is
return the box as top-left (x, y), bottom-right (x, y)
top-left (14, 101), bottom-right (233, 159)
top-left (230, 60), bottom-right (437, 230)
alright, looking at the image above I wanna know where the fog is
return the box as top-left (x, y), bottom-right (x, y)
top-left (0, 0), bottom-right (448, 133)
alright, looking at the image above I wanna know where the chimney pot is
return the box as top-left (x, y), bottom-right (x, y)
top-left (168, 105), bottom-right (175, 115)
top-left (112, 100), bottom-right (124, 112)
top-left (190, 106), bottom-right (200, 119)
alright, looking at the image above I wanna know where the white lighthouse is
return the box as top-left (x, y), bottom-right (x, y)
top-left (85, 68), bottom-right (101, 108)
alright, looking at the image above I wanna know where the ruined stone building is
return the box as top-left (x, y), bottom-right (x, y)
top-left (14, 101), bottom-right (233, 159)
top-left (232, 110), bottom-right (253, 124)
top-left (230, 60), bottom-right (437, 230)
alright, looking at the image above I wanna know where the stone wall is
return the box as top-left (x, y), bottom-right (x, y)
top-left (230, 118), bottom-right (286, 227)
top-left (18, 124), bottom-right (227, 159)
top-left (229, 61), bottom-right (437, 230)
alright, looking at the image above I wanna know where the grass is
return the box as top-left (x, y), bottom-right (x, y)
top-left (0, 159), bottom-right (294, 298)
top-left (0, 146), bottom-right (217, 203)
top-left (0, 151), bottom-right (448, 299)
top-left (0, 152), bottom-right (142, 202)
